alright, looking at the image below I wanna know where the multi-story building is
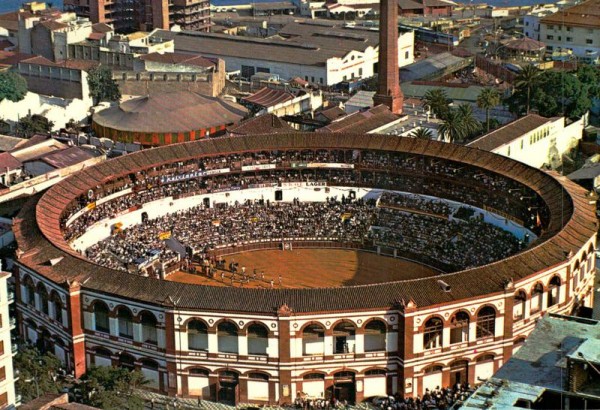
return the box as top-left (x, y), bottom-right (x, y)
top-left (0, 271), bottom-right (16, 409)
top-left (62, 0), bottom-right (210, 34)
top-left (537, 0), bottom-right (600, 64)
top-left (523, 5), bottom-right (558, 42)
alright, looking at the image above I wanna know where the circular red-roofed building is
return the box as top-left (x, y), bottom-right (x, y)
top-left (502, 37), bottom-right (546, 61)
top-left (92, 91), bottom-right (247, 147)
top-left (12, 133), bottom-right (597, 405)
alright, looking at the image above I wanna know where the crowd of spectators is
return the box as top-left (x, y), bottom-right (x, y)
top-left (84, 192), bottom-right (524, 274)
top-left (62, 149), bottom-right (545, 240)
top-left (369, 384), bottom-right (474, 410)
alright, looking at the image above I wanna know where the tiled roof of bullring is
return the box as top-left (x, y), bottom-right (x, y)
top-left (14, 133), bottom-right (597, 314)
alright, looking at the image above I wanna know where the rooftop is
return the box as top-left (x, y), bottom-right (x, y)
top-left (466, 114), bottom-right (558, 152)
top-left (227, 114), bottom-right (295, 135)
top-left (154, 21), bottom-right (385, 67)
top-left (242, 87), bottom-right (295, 108)
top-left (317, 105), bottom-right (400, 133)
top-left (541, 0), bottom-right (600, 29)
top-left (93, 91), bottom-right (247, 133)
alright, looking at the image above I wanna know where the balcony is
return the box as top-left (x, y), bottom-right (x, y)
top-left (9, 317), bottom-right (15, 329)
top-left (11, 344), bottom-right (17, 355)
top-left (7, 291), bottom-right (14, 304)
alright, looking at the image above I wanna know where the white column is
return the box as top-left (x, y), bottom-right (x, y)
top-left (267, 336), bottom-right (279, 358)
top-left (133, 322), bottom-right (143, 342)
top-left (177, 327), bottom-right (188, 351)
top-left (208, 332), bottom-right (218, 353)
top-left (355, 333), bottom-right (364, 354)
top-left (84, 311), bottom-right (94, 331)
top-left (541, 293), bottom-right (548, 311)
top-left (469, 321), bottom-right (477, 341)
top-left (324, 335), bottom-right (333, 356)
top-left (238, 334), bottom-right (248, 356)
top-left (109, 317), bottom-right (119, 336)
top-left (157, 328), bottom-right (166, 349)
top-left (442, 327), bottom-right (450, 347)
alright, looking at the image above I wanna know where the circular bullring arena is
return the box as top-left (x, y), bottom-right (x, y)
top-left (13, 133), bottom-right (597, 406)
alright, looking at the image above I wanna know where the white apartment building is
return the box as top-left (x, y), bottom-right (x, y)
top-left (467, 114), bottom-right (584, 169)
top-left (537, 0), bottom-right (600, 64)
top-left (0, 271), bottom-right (16, 409)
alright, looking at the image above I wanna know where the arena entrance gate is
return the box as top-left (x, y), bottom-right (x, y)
top-left (329, 371), bottom-right (356, 404)
top-left (450, 360), bottom-right (469, 387)
top-left (217, 371), bottom-right (239, 405)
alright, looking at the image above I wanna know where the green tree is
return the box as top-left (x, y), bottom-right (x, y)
top-left (14, 346), bottom-right (65, 403)
top-left (438, 108), bottom-right (466, 143)
top-left (88, 66), bottom-right (121, 103)
top-left (514, 64), bottom-right (542, 115)
top-left (79, 366), bottom-right (147, 409)
top-left (16, 114), bottom-right (54, 138)
top-left (457, 103), bottom-right (481, 140)
top-left (409, 127), bottom-right (434, 139)
top-left (0, 71), bottom-right (28, 103)
top-left (476, 87), bottom-right (501, 132)
top-left (423, 88), bottom-right (452, 120)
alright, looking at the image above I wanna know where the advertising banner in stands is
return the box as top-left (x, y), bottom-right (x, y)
top-left (160, 168), bottom-right (230, 184)
top-left (241, 164), bottom-right (277, 171)
top-left (306, 163), bottom-right (354, 169)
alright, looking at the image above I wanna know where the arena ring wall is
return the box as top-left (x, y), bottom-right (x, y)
top-left (12, 133), bottom-right (597, 405)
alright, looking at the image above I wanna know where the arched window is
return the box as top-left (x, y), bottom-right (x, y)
top-left (303, 373), bottom-right (325, 380)
top-left (118, 352), bottom-right (135, 370)
top-left (93, 301), bottom-right (110, 333)
top-left (37, 284), bottom-right (49, 315)
top-left (217, 321), bottom-right (238, 354)
top-left (140, 312), bottom-right (157, 344)
top-left (513, 290), bottom-right (527, 320)
top-left (23, 276), bottom-right (35, 306)
top-left (450, 311), bottom-right (469, 344)
top-left (140, 358), bottom-right (159, 369)
top-left (333, 321), bottom-right (356, 354)
top-left (302, 324), bottom-right (324, 356)
top-left (187, 320), bottom-right (208, 351)
top-left (95, 347), bottom-right (112, 358)
top-left (547, 276), bottom-right (561, 307)
top-left (423, 317), bottom-right (443, 350)
top-left (365, 369), bottom-right (387, 376)
top-left (476, 354), bottom-right (494, 362)
top-left (364, 320), bottom-right (387, 352)
top-left (248, 372), bottom-right (269, 381)
top-left (476, 306), bottom-right (496, 339)
top-left (424, 365), bottom-right (443, 374)
top-left (531, 283), bottom-right (543, 313)
top-left (573, 262), bottom-right (580, 289)
top-left (51, 292), bottom-right (63, 324)
top-left (190, 368), bottom-right (209, 376)
top-left (117, 307), bottom-right (134, 339)
top-left (247, 323), bottom-right (268, 356)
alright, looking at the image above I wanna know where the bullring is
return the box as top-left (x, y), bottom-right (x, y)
top-left (13, 133), bottom-right (597, 405)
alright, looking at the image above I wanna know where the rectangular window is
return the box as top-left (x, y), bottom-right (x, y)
top-left (0, 392), bottom-right (6, 406)
top-left (256, 67), bottom-right (270, 73)
top-left (241, 65), bottom-right (255, 79)
top-left (405, 50), bottom-right (409, 59)
top-left (319, 77), bottom-right (323, 84)
top-left (547, 35), bottom-right (554, 40)
top-left (311, 76), bottom-right (315, 82)
top-left (566, 26), bottom-right (572, 31)
top-left (359, 68), bottom-right (363, 76)
top-left (566, 37), bottom-right (573, 42)
top-left (0, 367), bottom-right (5, 382)
top-left (586, 39), bottom-right (593, 44)
top-left (547, 24), bottom-right (554, 30)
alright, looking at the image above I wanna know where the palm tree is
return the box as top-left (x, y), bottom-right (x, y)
top-left (438, 109), bottom-right (466, 143)
top-left (476, 88), bottom-right (501, 132)
top-left (423, 88), bottom-right (451, 120)
top-left (457, 103), bottom-right (481, 140)
top-left (409, 127), bottom-right (434, 140)
top-left (514, 64), bottom-right (541, 115)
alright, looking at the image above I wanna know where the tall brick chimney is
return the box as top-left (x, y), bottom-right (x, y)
top-left (373, 0), bottom-right (404, 114)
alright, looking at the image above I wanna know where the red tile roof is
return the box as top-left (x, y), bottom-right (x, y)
top-left (242, 87), bottom-right (294, 108)
top-left (227, 114), bottom-right (295, 135)
top-left (0, 152), bottom-right (21, 171)
top-left (317, 105), bottom-right (399, 133)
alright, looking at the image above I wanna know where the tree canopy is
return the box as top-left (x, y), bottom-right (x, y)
top-left (88, 66), bottom-right (121, 103)
top-left (0, 71), bottom-right (28, 103)
top-left (506, 66), bottom-right (600, 120)
top-left (16, 114), bottom-right (54, 138)
top-left (14, 346), bottom-right (65, 403)
top-left (79, 366), bottom-right (147, 410)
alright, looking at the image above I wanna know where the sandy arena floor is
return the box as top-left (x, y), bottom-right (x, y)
top-left (166, 249), bottom-right (439, 289)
